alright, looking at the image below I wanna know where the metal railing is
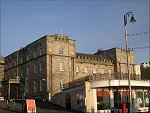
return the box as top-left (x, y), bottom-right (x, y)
top-left (63, 73), bottom-right (141, 89)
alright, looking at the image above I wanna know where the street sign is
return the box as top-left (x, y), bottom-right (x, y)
top-left (25, 99), bottom-right (36, 113)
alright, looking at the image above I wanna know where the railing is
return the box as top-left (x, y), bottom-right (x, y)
top-left (63, 73), bottom-right (114, 89)
top-left (63, 73), bottom-right (142, 89)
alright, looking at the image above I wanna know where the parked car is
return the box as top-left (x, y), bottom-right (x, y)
top-left (34, 96), bottom-right (46, 102)
top-left (9, 98), bottom-right (22, 102)
top-left (0, 97), bottom-right (5, 102)
top-left (14, 98), bottom-right (22, 102)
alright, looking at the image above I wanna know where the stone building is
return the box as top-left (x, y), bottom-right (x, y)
top-left (0, 56), bottom-right (4, 96)
top-left (141, 62), bottom-right (150, 80)
top-left (2, 34), bottom-right (139, 100)
top-left (95, 48), bottom-right (140, 80)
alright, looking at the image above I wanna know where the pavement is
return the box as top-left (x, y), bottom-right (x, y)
top-left (0, 101), bottom-right (80, 113)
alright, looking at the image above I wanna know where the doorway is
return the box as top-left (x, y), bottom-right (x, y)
top-left (65, 94), bottom-right (71, 109)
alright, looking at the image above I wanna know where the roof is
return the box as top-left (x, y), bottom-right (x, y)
top-left (90, 80), bottom-right (150, 88)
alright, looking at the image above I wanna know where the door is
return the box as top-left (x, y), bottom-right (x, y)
top-left (65, 94), bottom-right (71, 109)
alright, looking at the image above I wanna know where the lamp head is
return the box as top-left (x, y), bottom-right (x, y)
top-left (130, 16), bottom-right (136, 23)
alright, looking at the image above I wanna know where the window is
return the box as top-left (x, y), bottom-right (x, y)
top-left (93, 68), bottom-right (96, 74)
top-left (108, 69), bottom-right (112, 75)
top-left (135, 91), bottom-right (145, 108)
top-left (40, 62), bottom-right (42, 72)
top-left (97, 90), bottom-right (110, 110)
top-left (14, 71), bottom-right (16, 79)
top-left (39, 48), bottom-right (43, 56)
top-left (34, 48), bottom-right (37, 58)
top-left (114, 91), bottom-right (121, 109)
top-left (40, 80), bottom-right (43, 91)
top-left (34, 63), bottom-right (37, 73)
top-left (26, 54), bottom-right (29, 61)
top-left (14, 61), bottom-right (17, 66)
top-left (26, 67), bottom-right (29, 75)
top-left (34, 81), bottom-right (37, 92)
top-left (59, 62), bottom-right (64, 71)
top-left (144, 91), bottom-right (150, 107)
top-left (76, 66), bottom-right (79, 73)
top-left (59, 48), bottom-right (64, 55)
top-left (20, 57), bottom-right (23, 64)
top-left (83, 67), bottom-right (88, 73)
top-left (100, 68), bottom-right (104, 74)
top-left (21, 69), bottom-right (23, 77)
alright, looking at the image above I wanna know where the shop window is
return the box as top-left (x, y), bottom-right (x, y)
top-left (144, 91), bottom-right (149, 107)
top-left (97, 90), bottom-right (110, 110)
top-left (114, 91), bottom-right (121, 109)
top-left (135, 91), bottom-right (144, 108)
top-left (76, 93), bottom-right (84, 108)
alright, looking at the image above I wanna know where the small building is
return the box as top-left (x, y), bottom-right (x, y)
top-left (52, 77), bottom-right (150, 113)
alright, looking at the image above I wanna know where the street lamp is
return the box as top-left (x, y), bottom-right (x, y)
top-left (124, 11), bottom-right (136, 112)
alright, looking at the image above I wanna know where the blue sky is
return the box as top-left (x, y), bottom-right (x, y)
top-left (0, 0), bottom-right (149, 64)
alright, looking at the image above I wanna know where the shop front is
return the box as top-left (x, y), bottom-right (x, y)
top-left (52, 80), bottom-right (149, 113)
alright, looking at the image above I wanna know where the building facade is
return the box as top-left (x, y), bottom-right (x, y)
top-left (2, 34), bottom-right (140, 100)
top-left (95, 48), bottom-right (139, 80)
top-left (0, 56), bottom-right (4, 96)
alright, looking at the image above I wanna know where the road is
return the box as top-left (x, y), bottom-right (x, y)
top-left (0, 101), bottom-right (80, 113)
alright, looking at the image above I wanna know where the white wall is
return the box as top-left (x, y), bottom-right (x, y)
top-left (51, 85), bottom-right (86, 112)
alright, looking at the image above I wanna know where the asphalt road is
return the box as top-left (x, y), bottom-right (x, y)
top-left (0, 101), bottom-right (80, 113)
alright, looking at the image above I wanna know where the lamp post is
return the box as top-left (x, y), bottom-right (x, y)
top-left (124, 11), bottom-right (136, 113)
